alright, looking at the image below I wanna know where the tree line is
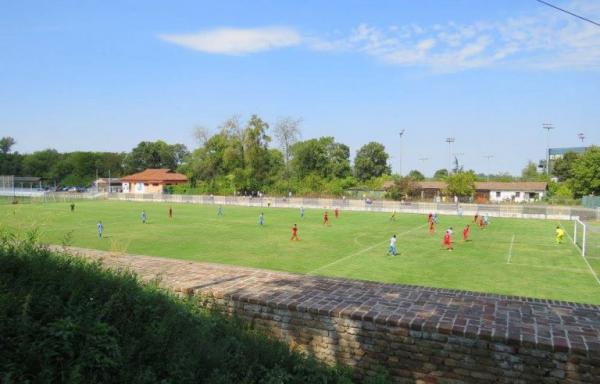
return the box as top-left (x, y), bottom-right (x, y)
top-left (1, 116), bottom-right (598, 200)
top-left (0, 115), bottom-right (393, 193)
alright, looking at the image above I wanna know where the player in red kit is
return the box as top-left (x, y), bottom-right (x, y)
top-left (323, 211), bottom-right (330, 225)
top-left (334, 207), bottom-right (339, 219)
top-left (462, 225), bottom-right (470, 241)
top-left (473, 213), bottom-right (479, 223)
top-left (479, 217), bottom-right (485, 229)
top-left (429, 220), bottom-right (435, 235)
top-left (291, 224), bottom-right (299, 241)
top-left (443, 230), bottom-right (453, 251)
top-left (428, 213), bottom-right (433, 223)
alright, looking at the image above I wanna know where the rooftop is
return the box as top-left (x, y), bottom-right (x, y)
top-left (120, 169), bottom-right (187, 183)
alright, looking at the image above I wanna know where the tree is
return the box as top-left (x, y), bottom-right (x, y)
top-left (124, 141), bottom-right (189, 173)
top-left (326, 140), bottom-right (351, 178)
top-left (570, 147), bottom-right (600, 197)
top-left (243, 115), bottom-right (273, 191)
top-left (354, 142), bottom-right (391, 181)
top-left (0, 137), bottom-right (16, 154)
top-left (0, 152), bottom-right (23, 175)
top-left (552, 152), bottom-right (579, 182)
top-left (21, 149), bottom-right (63, 181)
top-left (446, 171), bottom-right (476, 197)
top-left (452, 156), bottom-right (463, 174)
top-left (407, 170), bottom-right (425, 181)
top-left (386, 176), bottom-right (419, 200)
top-left (433, 169), bottom-right (448, 180)
top-left (273, 117), bottom-right (302, 166)
top-left (192, 126), bottom-right (210, 147)
top-left (290, 137), bottom-right (351, 179)
top-left (521, 161), bottom-right (542, 181)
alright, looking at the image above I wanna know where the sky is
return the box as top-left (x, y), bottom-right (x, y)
top-left (1, 0), bottom-right (599, 176)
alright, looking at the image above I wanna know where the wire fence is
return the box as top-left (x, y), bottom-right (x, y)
top-left (109, 193), bottom-right (600, 221)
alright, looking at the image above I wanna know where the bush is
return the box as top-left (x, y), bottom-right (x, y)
top-left (0, 234), bottom-right (382, 384)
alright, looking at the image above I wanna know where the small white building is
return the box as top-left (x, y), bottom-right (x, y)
top-left (475, 182), bottom-right (547, 203)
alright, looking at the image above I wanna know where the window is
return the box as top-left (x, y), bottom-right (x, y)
top-left (496, 191), bottom-right (501, 198)
top-left (515, 192), bottom-right (520, 197)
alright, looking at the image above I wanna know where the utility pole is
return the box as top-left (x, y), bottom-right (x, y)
top-left (542, 123), bottom-right (554, 176)
top-left (398, 130), bottom-right (405, 176)
top-left (445, 137), bottom-right (455, 175)
top-left (483, 155), bottom-right (494, 181)
top-left (578, 132), bottom-right (585, 144)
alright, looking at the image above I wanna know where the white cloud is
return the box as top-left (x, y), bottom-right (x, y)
top-left (158, 2), bottom-right (600, 71)
top-left (159, 27), bottom-right (301, 55)
top-left (305, 1), bottom-right (600, 72)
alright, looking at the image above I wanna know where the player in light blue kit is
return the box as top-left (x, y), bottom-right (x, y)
top-left (388, 235), bottom-right (397, 256)
top-left (97, 221), bottom-right (104, 238)
top-left (300, 206), bottom-right (304, 219)
top-left (141, 210), bottom-right (147, 224)
top-left (258, 212), bottom-right (265, 226)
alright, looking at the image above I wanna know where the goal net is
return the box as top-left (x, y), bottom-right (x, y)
top-left (0, 175), bottom-right (14, 194)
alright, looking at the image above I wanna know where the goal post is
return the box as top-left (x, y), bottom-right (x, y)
top-left (573, 218), bottom-right (587, 257)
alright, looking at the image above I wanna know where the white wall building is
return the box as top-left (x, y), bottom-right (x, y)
top-left (475, 182), bottom-right (547, 203)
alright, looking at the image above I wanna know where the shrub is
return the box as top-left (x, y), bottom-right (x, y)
top-left (0, 234), bottom-right (380, 383)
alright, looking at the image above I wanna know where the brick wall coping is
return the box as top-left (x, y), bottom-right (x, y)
top-left (52, 245), bottom-right (600, 356)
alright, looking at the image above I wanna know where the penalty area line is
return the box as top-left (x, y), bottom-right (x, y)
top-left (307, 223), bottom-right (427, 275)
top-left (506, 234), bottom-right (515, 264)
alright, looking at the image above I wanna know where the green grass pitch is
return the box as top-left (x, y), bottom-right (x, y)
top-left (1, 199), bottom-right (599, 304)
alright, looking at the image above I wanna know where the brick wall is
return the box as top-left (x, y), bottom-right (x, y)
top-left (60, 246), bottom-right (600, 383)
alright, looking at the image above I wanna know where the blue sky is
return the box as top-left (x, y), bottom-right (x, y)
top-left (1, 0), bottom-right (599, 176)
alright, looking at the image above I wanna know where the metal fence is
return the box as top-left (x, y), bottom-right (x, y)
top-left (583, 195), bottom-right (600, 209)
top-left (110, 193), bottom-right (600, 221)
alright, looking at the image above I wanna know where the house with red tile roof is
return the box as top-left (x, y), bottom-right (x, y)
top-left (120, 169), bottom-right (187, 194)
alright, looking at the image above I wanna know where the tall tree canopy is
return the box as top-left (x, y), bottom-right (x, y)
top-left (124, 141), bottom-right (189, 173)
top-left (446, 171), bottom-right (476, 197)
top-left (570, 147), bottom-right (600, 197)
top-left (290, 137), bottom-right (351, 179)
top-left (408, 170), bottom-right (425, 181)
top-left (0, 137), bottom-right (16, 154)
top-left (354, 142), bottom-right (391, 181)
top-left (433, 169), bottom-right (448, 180)
top-left (552, 152), bottom-right (579, 182)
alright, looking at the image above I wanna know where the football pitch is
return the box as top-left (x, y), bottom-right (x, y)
top-left (1, 199), bottom-right (599, 304)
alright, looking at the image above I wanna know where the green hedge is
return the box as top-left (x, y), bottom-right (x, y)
top-left (0, 235), bottom-right (389, 383)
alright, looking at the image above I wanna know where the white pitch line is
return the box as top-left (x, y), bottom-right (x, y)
top-left (506, 234), bottom-right (515, 264)
top-left (307, 223), bottom-right (427, 275)
top-left (563, 225), bottom-right (600, 286)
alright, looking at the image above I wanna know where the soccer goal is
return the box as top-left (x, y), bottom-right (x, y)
top-left (573, 218), bottom-right (587, 256)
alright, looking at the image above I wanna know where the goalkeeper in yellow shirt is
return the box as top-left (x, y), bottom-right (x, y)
top-left (555, 226), bottom-right (565, 244)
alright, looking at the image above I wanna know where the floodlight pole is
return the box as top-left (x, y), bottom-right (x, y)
top-left (484, 155), bottom-right (494, 181)
top-left (398, 130), bottom-right (405, 176)
top-left (542, 123), bottom-right (554, 176)
top-left (445, 137), bottom-right (455, 174)
top-left (578, 133), bottom-right (585, 144)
